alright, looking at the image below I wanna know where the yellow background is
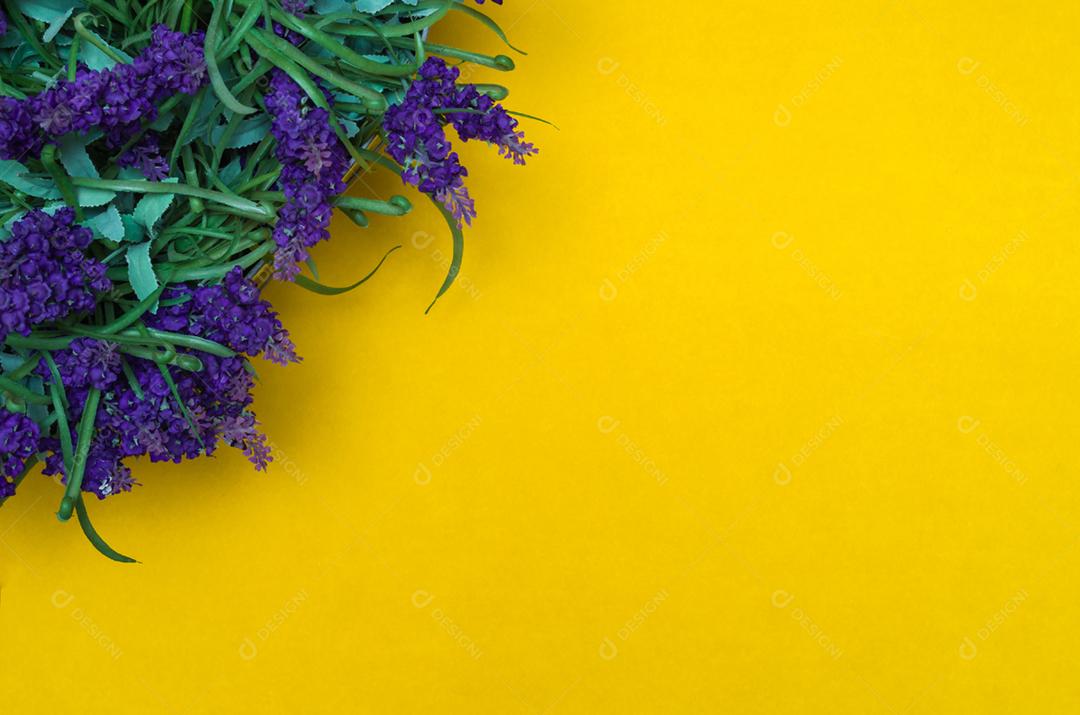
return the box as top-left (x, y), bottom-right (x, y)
top-left (3, 1), bottom-right (1080, 712)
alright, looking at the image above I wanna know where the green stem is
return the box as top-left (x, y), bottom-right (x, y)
top-left (69, 177), bottom-right (273, 222)
top-left (73, 13), bottom-right (127, 65)
top-left (57, 387), bottom-right (101, 522)
top-left (0, 375), bottom-right (51, 405)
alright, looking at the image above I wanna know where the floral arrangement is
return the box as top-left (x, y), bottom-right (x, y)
top-left (0, 0), bottom-right (536, 560)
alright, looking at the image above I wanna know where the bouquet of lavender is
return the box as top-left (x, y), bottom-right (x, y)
top-left (0, 0), bottom-right (536, 560)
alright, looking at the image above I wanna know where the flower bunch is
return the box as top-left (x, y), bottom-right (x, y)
top-left (0, 0), bottom-right (537, 560)
top-left (384, 56), bottom-right (537, 226)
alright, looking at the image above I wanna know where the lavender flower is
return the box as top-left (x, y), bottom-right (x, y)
top-left (383, 57), bottom-right (536, 225)
top-left (0, 26), bottom-right (206, 160)
top-left (119, 134), bottom-right (171, 180)
top-left (264, 70), bottom-right (349, 280)
top-left (281, 0), bottom-right (312, 14)
top-left (0, 208), bottom-right (111, 344)
top-left (39, 268), bottom-right (294, 496)
top-left (0, 411), bottom-right (39, 497)
top-left (44, 338), bottom-right (122, 391)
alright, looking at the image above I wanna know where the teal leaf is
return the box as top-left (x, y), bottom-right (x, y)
top-left (125, 242), bottom-right (158, 302)
top-left (0, 160), bottom-right (61, 199)
top-left (42, 7), bottom-right (73, 41)
top-left (132, 177), bottom-right (178, 238)
top-left (78, 28), bottom-right (132, 70)
top-left (58, 134), bottom-right (116, 206)
top-left (84, 206), bottom-right (123, 241)
top-left (352, 0), bottom-right (395, 11)
top-left (12, 0), bottom-right (81, 23)
top-left (339, 117), bottom-right (360, 137)
top-left (121, 214), bottom-right (145, 243)
top-left (313, 0), bottom-right (352, 12)
top-left (210, 114), bottom-right (271, 149)
top-left (218, 157), bottom-right (242, 186)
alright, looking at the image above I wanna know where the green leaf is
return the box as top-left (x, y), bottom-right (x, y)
top-left (84, 205), bottom-right (124, 241)
top-left (353, 0), bottom-right (418, 11)
top-left (78, 26), bottom-right (131, 70)
top-left (218, 157), bottom-right (243, 186)
top-left (12, 0), bottom-right (82, 23)
top-left (210, 114), bottom-right (271, 149)
top-left (293, 246), bottom-right (400, 295)
top-left (58, 134), bottom-right (116, 206)
top-left (204, 0), bottom-right (258, 116)
top-left (125, 242), bottom-right (159, 302)
top-left (313, 0), bottom-right (352, 12)
top-left (449, 2), bottom-right (527, 55)
top-left (75, 496), bottom-right (138, 563)
top-left (42, 6), bottom-right (73, 42)
top-left (425, 198), bottom-right (464, 314)
top-left (132, 177), bottom-right (178, 237)
top-left (0, 160), bottom-right (61, 199)
top-left (121, 214), bottom-right (145, 243)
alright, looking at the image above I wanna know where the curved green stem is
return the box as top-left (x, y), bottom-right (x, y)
top-left (73, 13), bottom-right (127, 65)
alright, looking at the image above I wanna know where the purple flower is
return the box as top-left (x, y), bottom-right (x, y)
top-left (0, 208), bottom-right (111, 344)
top-left (264, 70), bottom-right (349, 280)
top-left (39, 338), bottom-right (121, 391)
top-left (39, 268), bottom-right (295, 496)
top-left (0, 96), bottom-right (41, 161)
top-left (217, 412), bottom-right (272, 470)
top-left (281, 0), bottom-right (311, 14)
top-left (119, 134), bottom-right (171, 180)
top-left (0, 26), bottom-right (206, 160)
top-left (383, 57), bottom-right (536, 225)
top-left (151, 267), bottom-right (299, 360)
top-left (0, 411), bottom-right (39, 497)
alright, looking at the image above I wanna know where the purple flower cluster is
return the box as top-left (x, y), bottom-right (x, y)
top-left (1, 411), bottom-right (39, 498)
top-left (264, 70), bottom-right (349, 280)
top-left (36, 268), bottom-right (296, 499)
top-left (281, 0), bottom-right (312, 14)
top-left (383, 57), bottom-right (536, 225)
top-left (0, 25), bottom-right (206, 162)
top-left (151, 267), bottom-right (298, 365)
top-left (119, 134), bottom-right (171, 181)
top-left (0, 208), bottom-right (111, 344)
top-left (48, 338), bottom-right (122, 390)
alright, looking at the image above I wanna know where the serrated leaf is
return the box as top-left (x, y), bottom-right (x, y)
top-left (42, 7), bottom-right (73, 41)
top-left (210, 114), bottom-right (271, 149)
top-left (339, 117), bottom-right (359, 137)
top-left (125, 242), bottom-right (158, 302)
top-left (0, 160), bottom-right (61, 199)
top-left (78, 28), bottom-right (132, 70)
top-left (58, 134), bottom-right (116, 206)
top-left (353, 0), bottom-right (419, 11)
top-left (121, 213), bottom-right (145, 243)
top-left (132, 177), bottom-right (178, 237)
top-left (313, 0), bottom-right (352, 13)
top-left (84, 205), bottom-right (123, 241)
top-left (218, 157), bottom-right (242, 186)
top-left (13, 0), bottom-right (81, 23)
